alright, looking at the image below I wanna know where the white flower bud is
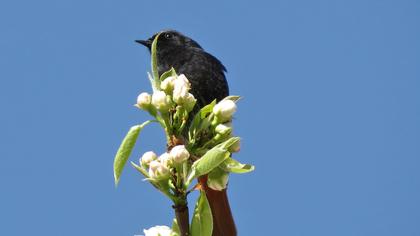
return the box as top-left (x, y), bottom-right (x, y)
top-left (215, 123), bottom-right (232, 136)
top-left (151, 91), bottom-right (171, 111)
top-left (158, 152), bottom-right (172, 168)
top-left (136, 92), bottom-right (151, 109)
top-left (175, 74), bottom-right (191, 90)
top-left (160, 76), bottom-right (176, 93)
top-left (213, 100), bottom-right (237, 122)
top-left (172, 74), bottom-right (192, 105)
top-left (184, 93), bottom-right (197, 112)
top-left (169, 145), bottom-right (190, 164)
top-left (148, 160), bottom-right (170, 179)
top-left (140, 151), bottom-right (157, 167)
top-left (143, 225), bottom-right (173, 236)
top-left (172, 83), bottom-right (189, 104)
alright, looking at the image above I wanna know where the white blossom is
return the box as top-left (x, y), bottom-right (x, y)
top-left (158, 152), bottom-right (172, 168)
top-left (169, 145), bottom-right (190, 164)
top-left (172, 74), bottom-right (192, 104)
top-left (213, 100), bottom-right (237, 122)
top-left (184, 93), bottom-right (197, 112)
top-left (136, 92), bottom-right (151, 109)
top-left (148, 160), bottom-right (170, 179)
top-left (174, 74), bottom-right (191, 90)
top-left (151, 91), bottom-right (170, 111)
top-left (215, 123), bottom-right (232, 136)
top-left (140, 151), bottom-right (157, 167)
top-left (173, 84), bottom-right (189, 104)
top-left (143, 225), bottom-right (173, 236)
top-left (160, 76), bottom-right (176, 93)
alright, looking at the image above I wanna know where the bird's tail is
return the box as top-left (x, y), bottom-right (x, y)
top-left (199, 176), bottom-right (237, 236)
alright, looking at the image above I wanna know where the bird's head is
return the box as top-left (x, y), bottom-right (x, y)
top-left (136, 30), bottom-right (202, 52)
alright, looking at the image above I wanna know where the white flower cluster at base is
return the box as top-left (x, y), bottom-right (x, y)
top-left (143, 225), bottom-right (173, 236)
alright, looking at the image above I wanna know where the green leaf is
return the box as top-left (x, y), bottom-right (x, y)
top-left (172, 218), bottom-right (181, 236)
top-left (151, 33), bottom-right (161, 86)
top-left (207, 167), bottom-right (229, 191)
top-left (113, 120), bottom-right (152, 185)
top-left (191, 191), bottom-right (213, 236)
top-left (160, 67), bottom-right (177, 82)
top-left (220, 158), bottom-right (255, 174)
top-left (188, 100), bottom-right (216, 139)
top-left (187, 146), bottom-right (230, 185)
top-left (217, 136), bottom-right (240, 150)
top-left (199, 99), bottom-right (217, 119)
top-left (147, 72), bottom-right (158, 92)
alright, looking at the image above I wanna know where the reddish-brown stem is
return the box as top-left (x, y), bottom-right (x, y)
top-left (173, 203), bottom-right (190, 236)
top-left (199, 175), bottom-right (237, 236)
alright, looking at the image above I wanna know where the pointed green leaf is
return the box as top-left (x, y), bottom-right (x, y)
top-left (191, 191), bottom-right (213, 236)
top-left (199, 99), bottom-right (217, 119)
top-left (217, 136), bottom-right (240, 150)
top-left (147, 72), bottom-right (158, 92)
top-left (187, 147), bottom-right (230, 185)
top-left (189, 100), bottom-right (216, 138)
top-left (113, 120), bottom-right (152, 185)
top-left (220, 158), bottom-right (255, 174)
top-left (151, 33), bottom-right (161, 85)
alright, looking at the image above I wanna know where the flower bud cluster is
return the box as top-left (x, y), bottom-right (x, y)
top-left (161, 74), bottom-right (196, 112)
top-left (140, 151), bottom-right (170, 180)
top-left (136, 74), bottom-right (196, 115)
top-left (196, 98), bottom-right (239, 151)
top-left (140, 145), bottom-right (190, 180)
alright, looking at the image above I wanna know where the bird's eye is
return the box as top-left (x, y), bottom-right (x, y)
top-left (164, 33), bottom-right (172, 39)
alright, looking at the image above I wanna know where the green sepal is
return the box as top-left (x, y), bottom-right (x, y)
top-left (130, 161), bottom-right (149, 178)
top-left (160, 67), bottom-right (177, 82)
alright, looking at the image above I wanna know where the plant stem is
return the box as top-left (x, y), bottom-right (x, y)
top-left (173, 202), bottom-right (189, 236)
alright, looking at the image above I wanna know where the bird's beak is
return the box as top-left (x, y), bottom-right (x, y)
top-left (135, 39), bottom-right (152, 49)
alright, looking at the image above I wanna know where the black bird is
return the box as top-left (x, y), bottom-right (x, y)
top-left (136, 30), bottom-right (236, 236)
top-left (136, 30), bottom-right (229, 108)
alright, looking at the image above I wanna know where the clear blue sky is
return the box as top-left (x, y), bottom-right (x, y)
top-left (1, 0), bottom-right (419, 235)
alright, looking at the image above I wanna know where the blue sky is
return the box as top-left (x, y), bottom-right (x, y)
top-left (1, 0), bottom-right (419, 235)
